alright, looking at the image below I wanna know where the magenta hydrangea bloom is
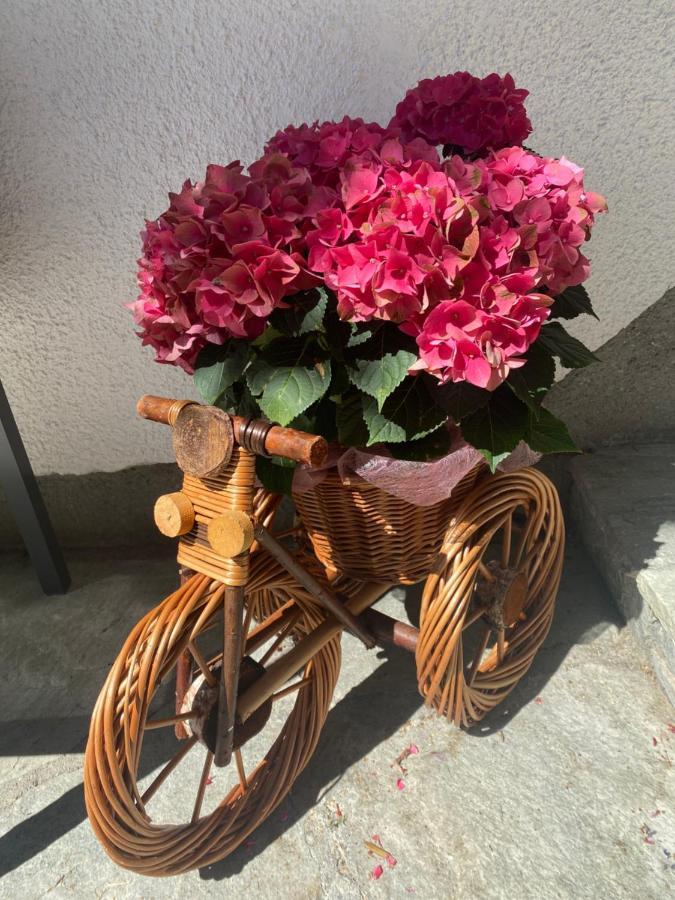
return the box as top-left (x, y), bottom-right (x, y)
top-left (130, 157), bottom-right (330, 371)
top-left (476, 147), bottom-right (608, 293)
top-left (390, 72), bottom-right (532, 156)
top-left (307, 159), bottom-right (481, 324)
top-left (131, 74), bottom-right (605, 394)
top-left (411, 274), bottom-right (552, 390)
top-left (266, 116), bottom-right (438, 187)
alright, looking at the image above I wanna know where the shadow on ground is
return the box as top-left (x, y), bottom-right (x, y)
top-left (0, 537), bottom-right (621, 880)
top-left (201, 538), bottom-right (622, 880)
top-left (0, 687), bottom-right (177, 878)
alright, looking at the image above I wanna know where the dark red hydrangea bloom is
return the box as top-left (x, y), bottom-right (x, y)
top-left (129, 157), bottom-right (332, 372)
top-left (390, 72), bottom-right (532, 156)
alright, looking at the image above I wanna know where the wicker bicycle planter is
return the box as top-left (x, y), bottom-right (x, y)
top-left (293, 462), bottom-right (485, 584)
top-left (84, 397), bottom-right (566, 876)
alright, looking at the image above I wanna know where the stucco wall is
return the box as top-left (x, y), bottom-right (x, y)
top-left (1, 0), bottom-right (673, 476)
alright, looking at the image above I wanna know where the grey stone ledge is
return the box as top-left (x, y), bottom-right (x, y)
top-left (568, 443), bottom-right (675, 705)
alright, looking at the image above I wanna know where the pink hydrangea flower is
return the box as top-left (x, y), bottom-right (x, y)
top-left (412, 277), bottom-right (552, 390)
top-left (132, 77), bottom-right (605, 393)
top-left (390, 72), bottom-right (532, 155)
top-left (130, 156), bottom-right (327, 370)
top-left (266, 116), bottom-right (439, 188)
top-left (307, 159), bottom-right (480, 323)
top-left (476, 147), bottom-right (607, 292)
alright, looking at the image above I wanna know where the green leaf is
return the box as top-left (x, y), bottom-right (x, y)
top-left (460, 389), bottom-right (529, 472)
top-left (215, 382), bottom-right (261, 418)
top-left (363, 376), bottom-right (447, 446)
top-left (526, 407), bottom-right (580, 455)
top-left (255, 455), bottom-right (296, 496)
top-left (434, 381), bottom-right (490, 422)
top-left (270, 288), bottom-right (328, 336)
top-left (537, 322), bottom-right (598, 369)
top-left (298, 288), bottom-right (328, 334)
top-left (312, 396), bottom-right (339, 442)
top-left (388, 426), bottom-right (451, 461)
top-left (506, 341), bottom-right (557, 419)
top-left (347, 322), bottom-right (379, 348)
top-left (255, 335), bottom-right (315, 369)
top-left (328, 362), bottom-right (351, 400)
top-left (336, 391), bottom-right (369, 447)
top-left (550, 284), bottom-right (598, 320)
top-left (252, 325), bottom-right (283, 348)
top-left (519, 342), bottom-right (556, 394)
top-left (507, 371), bottom-right (541, 417)
top-left (349, 349), bottom-right (417, 411)
top-left (193, 342), bottom-right (248, 405)
top-left (362, 398), bottom-right (404, 444)
top-left (246, 359), bottom-right (332, 427)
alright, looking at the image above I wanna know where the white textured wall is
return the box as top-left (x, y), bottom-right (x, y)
top-left (1, 0), bottom-right (673, 475)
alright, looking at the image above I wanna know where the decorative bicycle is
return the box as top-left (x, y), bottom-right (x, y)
top-left (84, 395), bottom-right (564, 876)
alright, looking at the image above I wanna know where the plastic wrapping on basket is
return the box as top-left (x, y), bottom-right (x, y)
top-left (292, 429), bottom-right (541, 508)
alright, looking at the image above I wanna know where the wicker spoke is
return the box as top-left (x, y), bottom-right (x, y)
top-left (467, 625), bottom-right (492, 686)
top-left (271, 675), bottom-right (313, 702)
top-left (501, 514), bottom-right (513, 568)
top-left (462, 605), bottom-right (489, 630)
top-left (188, 640), bottom-right (217, 687)
top-left (513, 515), bottom-right (532, 567)
top-left (478, 561), bottom-right (495, 583)
top-left (258, 609), bottom-right (303, 667)
top-left (496, 628), bottom-right (506, 664)
top-left (234, 749), bottom-right (248, 791)
top-left (191, 751), bottom-right (214, 823)
top-left (244, 599), bottom-right (297, 656)
top-left (241, 602), bottom-right (255, 652)
top-left (145, 710), bottom-right (196, 731)
top-left (141, 734), bottom-right (198, 804)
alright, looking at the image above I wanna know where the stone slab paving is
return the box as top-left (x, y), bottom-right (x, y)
top-left (1, 541), bottom-right (674, 899)
top-left (570, 443), bottom-right (675, 705)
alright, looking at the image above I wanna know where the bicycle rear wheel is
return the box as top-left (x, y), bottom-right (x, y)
top-left (416, 468), bottom-right (564, 726)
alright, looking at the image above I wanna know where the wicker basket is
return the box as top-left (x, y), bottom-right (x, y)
top-left (293, 463), bottom-right (484, 584)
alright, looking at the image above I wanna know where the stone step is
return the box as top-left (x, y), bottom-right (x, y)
top-left (569, 443), bottom-right (675, 705)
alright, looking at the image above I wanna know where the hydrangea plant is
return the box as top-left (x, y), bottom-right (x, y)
top-left (129, 72), bottom-right (606, 490)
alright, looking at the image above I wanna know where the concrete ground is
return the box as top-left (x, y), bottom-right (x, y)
top-left (1, 540), bottom-right (674, 899)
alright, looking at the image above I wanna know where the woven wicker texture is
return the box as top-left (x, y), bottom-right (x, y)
top-left (84, 459), bottom-right (565, 875)
top-left (293, 464), bottom-right (483, 584)
top-left (177, 446), bottom-right (256, 586)
top-left (416, 467), bottom-right (564, 726)
top-left (83, 553), bottom-right (341, 876)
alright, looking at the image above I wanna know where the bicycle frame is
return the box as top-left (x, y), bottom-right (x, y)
top-left (138, 395), bottom-right (405, 768)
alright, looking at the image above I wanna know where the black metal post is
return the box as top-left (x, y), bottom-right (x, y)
top-left (0, 379), bottom-right (70, 594)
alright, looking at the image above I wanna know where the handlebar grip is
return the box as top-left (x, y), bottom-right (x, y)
top-left (137, 395), bottom-right (328, 468)
top-left (231, 417), bottom-right (328, 468)
top-left (137, 395), bottom-right (194, 426)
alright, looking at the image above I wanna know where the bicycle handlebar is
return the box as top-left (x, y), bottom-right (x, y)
top-left (137, 395), bottom-right (328, 468)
